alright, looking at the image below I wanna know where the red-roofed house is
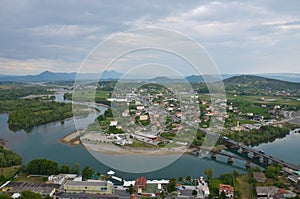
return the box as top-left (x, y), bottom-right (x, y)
top-left (135, 176), bottom-right (147, 193)
top-left (219, 184), bottom-right (234, 199)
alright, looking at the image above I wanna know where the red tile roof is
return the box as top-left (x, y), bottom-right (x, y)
top-left (135, 176), bottom-right (147, 187)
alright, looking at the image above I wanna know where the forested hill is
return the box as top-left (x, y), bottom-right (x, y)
top-left (223, 75), bottom-right (300, 95)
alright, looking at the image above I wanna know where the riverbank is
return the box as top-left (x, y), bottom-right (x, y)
top-left (61, 130), bottom-right (84, 145)
top-left (0, 139), bottom-right (6, 147)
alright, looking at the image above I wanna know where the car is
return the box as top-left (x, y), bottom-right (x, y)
top-left (259, 150), bottom-right (264, 154)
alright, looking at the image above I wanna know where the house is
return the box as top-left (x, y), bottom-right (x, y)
top-left (175, 112), bottom-right (182, 118)
top-left (253, 115), bottom-right (264, 122)
top-left (139, 115), bottom-right (149, 121)
top-left (287, 175), bottom-right (299, 183)
top-left (219, 184), bottom-right (234, 198)
top-left (256, 186), bottom-right (279, 199)
top-left (277, 189), bottom-right (297, 198)
top-left (253, 172), bottom-right (267, 183)
top-left (134, 176), bottom-right (147, 194)
top-left (110, 121), bottom-right (118, 126)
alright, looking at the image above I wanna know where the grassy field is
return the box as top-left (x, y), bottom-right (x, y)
top-left (236, 175), bottom-right (252, 199)
top-left (0, 166), bottom-right (20, 179)
top-left (14, 174), bottom-right (48, 183)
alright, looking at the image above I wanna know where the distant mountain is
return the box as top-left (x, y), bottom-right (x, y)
top-left (185, 73), bottom-right (300, 83)
top-left (185, 75), bottom-right (204, 82)
top-left (0, 70), bottom-right (123, 82)
top-left (255, 73), bottom-right (300, 83)
top-left (1, 70), bottom-right (300, 84)
top-left (148, 76), bottom-right (184, 83)
top-left (223, 75), bottom-right (300, 91)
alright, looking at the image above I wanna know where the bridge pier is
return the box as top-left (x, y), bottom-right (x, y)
top-left (241, 148), bottom-right (249, 154)
top-left (263, 157), bottom-right (269, 165)
top-left (229, 144), bottom-right (240, 149)
top-left (245, 161), bottom-right (251, 169)
top-left (211, 152), bottom-right (216, 159)
top-left (253, 153), bottom-right (261, 159)
top-left (227, 157), bottom-right (234, 164)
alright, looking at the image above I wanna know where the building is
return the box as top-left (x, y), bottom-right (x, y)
top-left (134, 133), bottom-right (158, 141)
top-left (2, 182), bottom-right (57, 198)
top-left (287, 175), bottom-right (299, 183)
top-left (64, 180), bottom-right (113, 195)
top-left (219, 184), bottom-right (234, 199)
top-left (139, 115), bottom-right (149, 121)
top-left (253, 172), bottom-right (267, 183)
top-left (48, 174), bottom-right (77, 185)
top-left (134, 176), bottom-right (147, 193)
top-left (58, 193), bottom-right (119, 199)
top-left (256, 186), bottom-right (279, 199)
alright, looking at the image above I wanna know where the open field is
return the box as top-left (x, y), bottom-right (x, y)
top-left (14, 174), bottom-right (48, 183)
top-left (0, 166), bottom-right (20, 179)
top-left (236, 175), bottom-right (252, 199)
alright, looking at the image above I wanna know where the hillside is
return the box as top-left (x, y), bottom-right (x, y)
top-left (223, 75), bottom-right (300, 95)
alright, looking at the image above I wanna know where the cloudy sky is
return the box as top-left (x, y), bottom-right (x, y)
top-left (1, 0), bottom-right (300, 75)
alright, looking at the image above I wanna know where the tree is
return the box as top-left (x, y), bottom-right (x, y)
top-left (166, 178), bottom-right (177, 193)
top-left (82, 166), bottom-right (94, 180)
top-left (60, 164), bottom-right (70, 174)
top-left (192, 190), bottom-right (198, 197)
top-left (220, 191), bottom-right (227, 199)
top-left (251, 166), bottom-right (261, 172)
top-left (19, 190), bottom-right (42, 199)
top-left (204, 168), bottom-right (214, 183)
top-left (0, 194), bottom-right (12, 199)
top-left (178, 176), bottom-right (183, 182)
top-left (70, 163), bottom-right (80, 174)
top-left (26, 159), bottom-right (58, 175)
top-left (129, 185), bottom-right (134, 195)
top-left (232, 170), bottom-right (239, 178)
top-left (186, 176), bottom-right (192, 182)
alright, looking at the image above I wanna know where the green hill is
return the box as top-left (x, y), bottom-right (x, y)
top-left (223, 75), bottom-right (300, 95)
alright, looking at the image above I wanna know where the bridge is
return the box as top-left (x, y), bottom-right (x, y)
top-left (222, 136), bottom-right (300, 171)
top-left (190, 145), bottom-right (251, 166)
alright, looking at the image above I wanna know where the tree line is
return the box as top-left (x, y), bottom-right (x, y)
top-left (227, 124), bottom-right (297, 146)
top-left (24, 159), bottom-right (95, 180)
top-left (0, 99), bottom-right (73, 131)
top-left (0, 146), bottom-right (22, 168)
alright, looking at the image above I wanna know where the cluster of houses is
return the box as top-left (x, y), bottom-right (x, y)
top-left (252, 171), bottom-right (300, 199)
top-left (0, 171), bottom-right (213, 199)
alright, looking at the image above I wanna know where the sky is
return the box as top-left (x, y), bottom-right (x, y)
top-left (0, 0), bottom-right (300, 75)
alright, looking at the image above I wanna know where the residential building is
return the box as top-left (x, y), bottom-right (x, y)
top-left (253, 172), bottom-right (267, 183)
top-left (256, 186), bottom-right (279, 199)
top-left (134, 176), bottom-right (147, 194)
top-left (219, 184), bottom-right (234, 199)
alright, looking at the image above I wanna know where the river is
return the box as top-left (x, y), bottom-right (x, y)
top-left (0, 94), bottom-right (299, 180)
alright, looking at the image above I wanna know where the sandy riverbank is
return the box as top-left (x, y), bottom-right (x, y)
top-left (61, 130), bottom-right (84, 145)
top-left (81, 140), bottom-right (194, 156)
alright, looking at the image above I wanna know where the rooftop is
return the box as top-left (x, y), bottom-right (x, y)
top-left (65, 180), bottom-right (108, 187)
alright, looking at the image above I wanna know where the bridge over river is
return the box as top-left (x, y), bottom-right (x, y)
top-left (221, 136), bottom-right (300, 171)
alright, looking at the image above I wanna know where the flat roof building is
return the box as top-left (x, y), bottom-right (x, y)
top-left (64, 180), bottom-right (113, 195)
